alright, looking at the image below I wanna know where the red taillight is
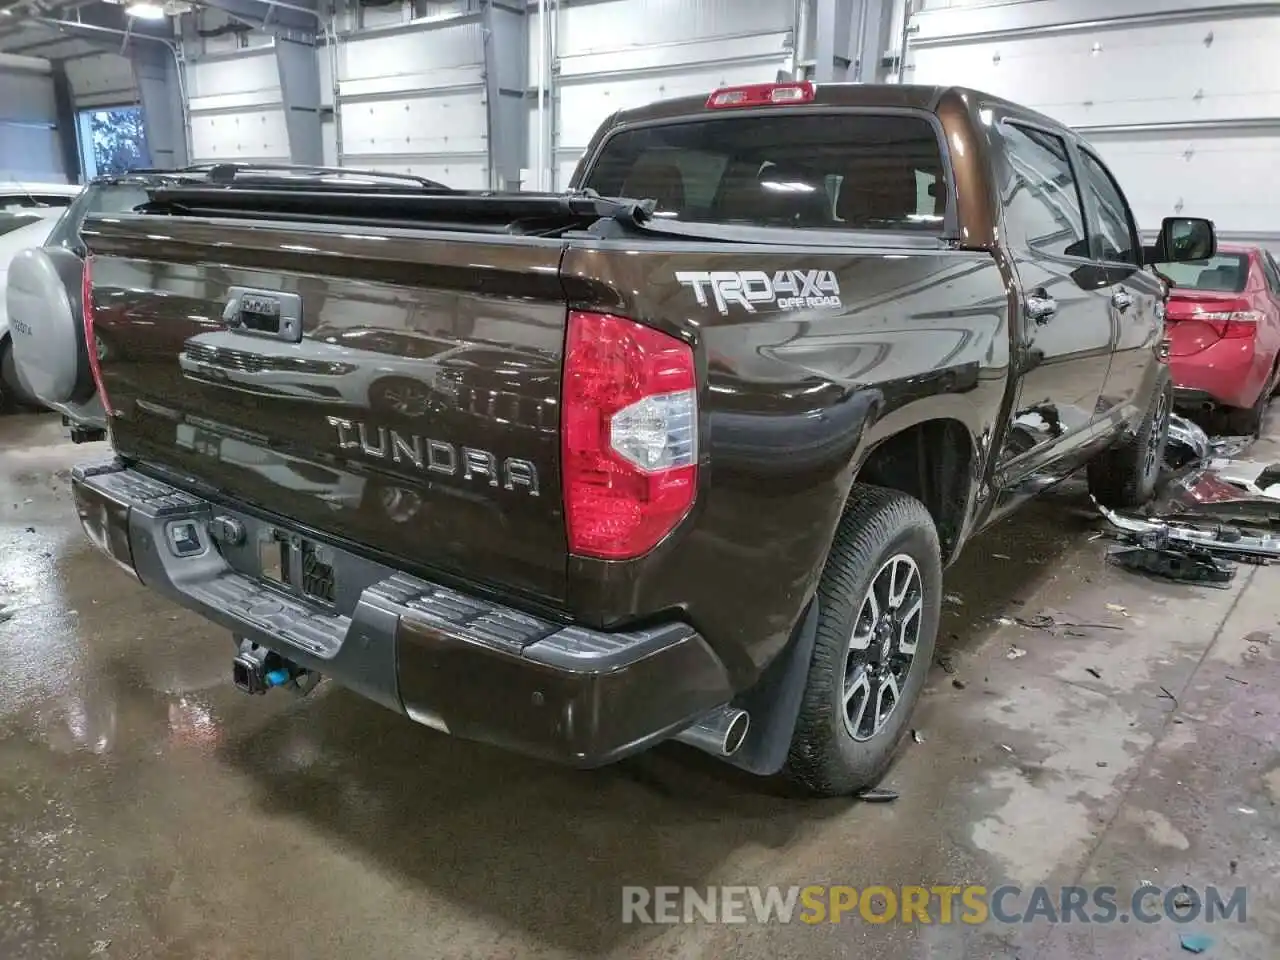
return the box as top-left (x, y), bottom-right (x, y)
top-left (562, 311), bottom-right (698, 560)
top-left (706, 81), bottom-right (815, 110)
top-left (82, 255), bottom-right (112, 415)
top-left (1224, 311), bottom-right (1262, 339)
top-left (1194, 307), bottom-right (1263, 339)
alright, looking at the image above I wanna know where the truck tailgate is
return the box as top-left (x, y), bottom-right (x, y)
top-left (85, 216), bottom-right (570, 603)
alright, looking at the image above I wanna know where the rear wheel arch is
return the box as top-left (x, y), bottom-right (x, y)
top-left (848, 417), bottom-right (979, 564)
top-left (726, 416), bottom-right (978, 781)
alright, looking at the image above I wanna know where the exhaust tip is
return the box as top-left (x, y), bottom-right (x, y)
top-left (673, 704), bottom-right (750, 758)
top-left (722, 709), bottom-right (750, 756)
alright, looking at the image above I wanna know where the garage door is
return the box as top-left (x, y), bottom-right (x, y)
top-left (908, 0), bottom-right (1280, 246)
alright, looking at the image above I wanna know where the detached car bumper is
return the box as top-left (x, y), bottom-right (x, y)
top-left (72, 459), bottom-right (733, 766)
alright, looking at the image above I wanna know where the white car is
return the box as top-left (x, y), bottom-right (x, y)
top-left (0, 182), bottom-right (83, 406)
top-left (0, 182), bottom-right (81, 215)
top-left (177, 327), bottom-right (471, 418)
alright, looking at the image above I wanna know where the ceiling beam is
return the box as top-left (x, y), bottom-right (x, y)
top-left (4, 31), bottom-right (74, 54)
top-left (23, 3), bottom-right (176, 49)
top-left (195, 0), bottom-right (321, 40)
top-left (13, 39), bottom-right (98, 59)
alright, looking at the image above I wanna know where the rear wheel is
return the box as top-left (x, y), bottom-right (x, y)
top-left (785, 485), bottom-right (941, 798)
top-left (1088, 370), bottom-right (1172, 508)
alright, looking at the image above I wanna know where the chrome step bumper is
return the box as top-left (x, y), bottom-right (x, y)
top-left (71, 459), bottom-right (733, 766)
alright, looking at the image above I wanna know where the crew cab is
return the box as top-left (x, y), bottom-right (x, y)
top-left (62, 84), bottom-right (1212, 796)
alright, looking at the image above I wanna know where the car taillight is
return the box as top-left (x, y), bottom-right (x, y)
top-left (562, 311), bottom-right (697, 560)
top-left (82, 255), bottom-right (112, 415)
top-left (706, 81), bottom-right (815, 109)
top-left (1197, 309), bottom-right (1263, 339)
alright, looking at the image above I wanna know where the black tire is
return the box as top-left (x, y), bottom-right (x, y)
top-left (785, 485), bottom-right (942, 798)
top-left (0, 335), bottom-right (40, 410)
top-left (1087, 369), bottom-right (1172, 509)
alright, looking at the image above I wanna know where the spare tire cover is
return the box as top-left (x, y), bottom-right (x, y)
top-left (6, 246), bottom-right (95, 406)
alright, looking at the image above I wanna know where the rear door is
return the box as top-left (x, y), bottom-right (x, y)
top-left (1073, 146), bottom-right (1164, 426)
top-left (87, 219), bottom-right (571, 604)
top-left (988, 117), bottom-right (1112, 478)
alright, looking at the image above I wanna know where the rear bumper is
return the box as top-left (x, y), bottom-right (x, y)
top-left (1169, 339), bottom-right (1264, 411)
top-left (71, 459), bottom-right (733, 767)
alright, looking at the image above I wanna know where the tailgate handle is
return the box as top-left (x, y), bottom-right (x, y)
top-left (222, 287), bottom-right (303, 344)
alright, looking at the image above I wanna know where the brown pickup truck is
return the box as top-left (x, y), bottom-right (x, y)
top-left (65, 83), bottom-right (1214, 796)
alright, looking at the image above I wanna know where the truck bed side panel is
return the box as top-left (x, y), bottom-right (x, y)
top-left (561, 242), bottom-right (1010, 682)
top-left (85, 217), bottom-right (571, 603)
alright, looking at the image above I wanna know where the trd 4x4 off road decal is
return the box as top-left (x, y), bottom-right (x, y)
top-left (674, 269), bottom-right (842, 315)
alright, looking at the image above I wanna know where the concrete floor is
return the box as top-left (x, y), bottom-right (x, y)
top-left (1, 412), bottom-right (1277, 960)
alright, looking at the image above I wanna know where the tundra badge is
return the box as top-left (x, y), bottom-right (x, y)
top-left (326, 416), bottom-right (539, 496)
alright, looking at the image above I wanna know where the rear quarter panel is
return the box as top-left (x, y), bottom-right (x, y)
top-left (562, 243), bottom-right (1010, 682)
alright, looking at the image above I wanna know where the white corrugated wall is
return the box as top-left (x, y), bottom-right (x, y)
top-left (185, 42), bottom-right (291, 165)
top-left (529, 0), bottom-right (796, 189)
top-left (333, 13), bottom-right (489, 188)
top-left (908, 0), bottom-right (1280, 245)
top-left (175, 0), bottom-right (803, 189)
top-left (0, 54), bottom-right (63, 181)
top-left (66, 53), bottom-right (139, 111)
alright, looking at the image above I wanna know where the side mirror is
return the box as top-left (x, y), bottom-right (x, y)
top-left (1154, 216), bottom-right (1216, 263)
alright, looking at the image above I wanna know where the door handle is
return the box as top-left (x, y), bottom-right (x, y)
top-left (1111, 288), bottom-right (1134, 311)
top-left (1025, 290), bottom-right (1058, 325)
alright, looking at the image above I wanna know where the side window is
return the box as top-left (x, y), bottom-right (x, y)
top-left (1077, 150), bottom-right (1140, 265)
top-left (1264, 252), bottom-right (1280, 295)
top-left (996, 122), bottom-right (1088, 259)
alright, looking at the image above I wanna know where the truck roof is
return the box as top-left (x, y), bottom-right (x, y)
top-left (606, 82), bottom-right (1072, 137)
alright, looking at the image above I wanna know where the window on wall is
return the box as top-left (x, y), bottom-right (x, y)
top-left (77, 106), bottom-right (152, 179)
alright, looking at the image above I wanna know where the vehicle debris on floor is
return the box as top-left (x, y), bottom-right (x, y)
top-left (1165, 413), bottom-right (1210, 469)
top-left (1099, 414), bottom-right (1280, 584)
top-left (1107, 533), bottom-right (1236, 586)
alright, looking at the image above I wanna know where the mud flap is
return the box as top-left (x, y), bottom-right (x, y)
top-left (723, 599), bottom-right (819, 776)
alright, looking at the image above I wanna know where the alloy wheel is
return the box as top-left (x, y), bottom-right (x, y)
top-left (1144, 387), bottom-right (1170, 480)
top-left (843, 553), bottom-right (923, 742)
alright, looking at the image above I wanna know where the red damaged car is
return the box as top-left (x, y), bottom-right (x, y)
top-left (1157, 245), bottom-right (1280, 434)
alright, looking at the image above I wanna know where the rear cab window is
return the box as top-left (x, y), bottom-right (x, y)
top-left (579, 113), bottom-right (949, 234)
top-left (1154, 254), bottom-right (1250, 293)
